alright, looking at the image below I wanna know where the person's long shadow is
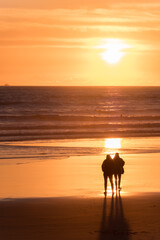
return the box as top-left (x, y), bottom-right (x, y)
top-left (99, 193), bottom-right (131, 240)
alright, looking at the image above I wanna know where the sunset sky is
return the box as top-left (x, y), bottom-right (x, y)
top-left (1, 0), bottom-right (160, 86)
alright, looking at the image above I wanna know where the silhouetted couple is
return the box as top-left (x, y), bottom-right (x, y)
top-left (102, 153), bottom-right (125, 194)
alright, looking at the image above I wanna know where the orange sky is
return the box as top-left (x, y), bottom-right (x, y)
top-left (0, 0), bottom-right (160, 86)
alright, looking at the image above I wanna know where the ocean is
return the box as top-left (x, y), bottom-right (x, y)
top-left (0, 86), bottom-right (160, 141)
top-left (0, 86), bottom-right (160, 163)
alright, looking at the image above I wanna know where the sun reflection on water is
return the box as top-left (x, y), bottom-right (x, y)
top-left (104, 138), bottom-right (122, 157)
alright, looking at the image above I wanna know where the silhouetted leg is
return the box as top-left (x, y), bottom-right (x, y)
top-left (104, 175), bottom-right (107, 193)
top-left (114, 174), bottom-right (118, 191)
top-left (109, 175), bottom-right (114, 194)
top-left (118, 174), bottom-right (121, 190)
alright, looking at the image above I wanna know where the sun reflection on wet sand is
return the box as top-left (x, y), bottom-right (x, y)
top-left (104, 138), bottom-right (122, 157)
top-left (99, 189), bottom-right (128, 198)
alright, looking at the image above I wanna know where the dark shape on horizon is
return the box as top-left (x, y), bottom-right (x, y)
top-left (99, 193), bottom-right (131, 240)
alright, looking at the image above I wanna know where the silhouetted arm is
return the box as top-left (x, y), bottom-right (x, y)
top-left (121, 158), bottom-right (125, 166)
top-left (102, 161), bottom-right (105, 172)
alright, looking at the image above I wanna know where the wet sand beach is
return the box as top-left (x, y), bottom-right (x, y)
top-left (0, 137), bottom-right (160, 239)
top-left (0, 194), bottom-right (160, 240)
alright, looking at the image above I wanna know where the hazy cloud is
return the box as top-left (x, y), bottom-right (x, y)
top-left (0, 3), bottom-right (160, 48)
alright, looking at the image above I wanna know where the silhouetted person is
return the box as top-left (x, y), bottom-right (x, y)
top-left (102, 154), bottom-right (114, 194)
top-left (113, 153), bottom-right (125, 191)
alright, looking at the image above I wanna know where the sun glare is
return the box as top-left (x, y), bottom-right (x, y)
top-left (105, 138), bottom-right (122, 149)
top-left (104, 138), bottom-right (122, 157)
top-left (100, 39), bottom-right (130, 64)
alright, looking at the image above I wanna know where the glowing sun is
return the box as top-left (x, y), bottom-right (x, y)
top-left (100, 39), bottom-right (130, 64)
